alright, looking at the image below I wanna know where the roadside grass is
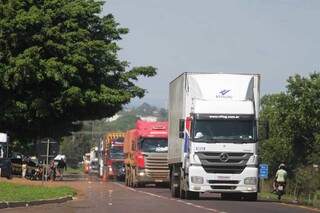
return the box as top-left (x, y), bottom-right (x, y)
top-left (259, 191), bottom-right (296, 202)
top-left (259, 192), bottom-right (320, 209)
top-left (259, 180), bottom-right (320, 209)
top-left (0, 182), bottom-right (76, 202)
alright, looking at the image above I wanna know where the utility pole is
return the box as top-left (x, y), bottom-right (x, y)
top-left (40, 138), bottom-right (57, 182)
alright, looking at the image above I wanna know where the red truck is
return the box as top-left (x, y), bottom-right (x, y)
top-left (103, 132), bottom-right (126, 180)
top-left (124, 120), bottom-right (169, 187)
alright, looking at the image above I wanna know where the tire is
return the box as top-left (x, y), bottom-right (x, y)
top-left (125, 166), bottom-right (129, 186)
top-left (137, 182), bottom-right (145, 188)
top-left (180, 187), bottom-right (186, 199)
top-left (128, 169), bottom-right (133, 187)
top-left (179, 176), bottom-right (186, 199)
top-left (185, 191), bottom-right (200, 200)
top-left (132, 168), bottom-right (137, 188)
top-left (170, 171), bottom-right (180, 198)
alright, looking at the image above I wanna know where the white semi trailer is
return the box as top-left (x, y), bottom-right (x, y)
top-left (168, 73), bottom-right (260, 200)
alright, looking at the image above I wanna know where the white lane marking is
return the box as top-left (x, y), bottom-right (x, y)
top-left (108, 189), bottom-right (113, 206)
top-left (113, 182), bottom-right (224, 213)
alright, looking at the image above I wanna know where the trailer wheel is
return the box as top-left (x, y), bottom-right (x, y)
top-left (132, 168), bottom-right (137, 188)
top-left (125, 166), bottom-right (129, 186)
top-left (179, 177), bottom-right (186, 199)
top-left (170, 170), bottom-right (180, 198)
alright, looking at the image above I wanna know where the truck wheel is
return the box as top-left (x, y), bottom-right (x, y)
top-left (125, 175), bottom-right (128, 186)
top-left (179, 177), bottom-right (186, 199)
top-left (170, 171), bottom-right (180, 198)
top-left (132, 169), bottom-right (137, 188)
top-left (185, 191), bottom-right (200, 200)
top-left (128, 173), bottom-right (133, 187)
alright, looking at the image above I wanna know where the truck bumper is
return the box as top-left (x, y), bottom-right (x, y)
top-left (136, 169), bottom-right (169, 184)
top-left (188, 165), bottom-right (258, 193)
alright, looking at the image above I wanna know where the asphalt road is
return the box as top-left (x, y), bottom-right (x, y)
top-left (1, 175), bottom-right (318, 213)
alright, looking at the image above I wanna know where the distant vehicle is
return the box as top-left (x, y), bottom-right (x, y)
top-left (89, 160), bottom-right (99, 174)
top-left (10, 153), bottom-right (23, 175)
top-left (124, 120), bottom-right (169, 187)
top-left (83, 153), bottom-right (90, 174)
top-left (168, 73), bottom-right (261, 200)
top-left (103, 132), bottom-right (126, 180)
top-left (88, 147), bottom-right (99, 174)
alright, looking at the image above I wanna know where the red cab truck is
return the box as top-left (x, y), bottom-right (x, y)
top-left (124, 120), bottom-right (169, 187)
top-left (103, 132), bottom-right (126, 180)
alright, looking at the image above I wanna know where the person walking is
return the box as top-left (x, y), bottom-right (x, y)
top-left (49, 160), bottom-right (56, 181)
top-left (57, 159), bottom-right (67, 180)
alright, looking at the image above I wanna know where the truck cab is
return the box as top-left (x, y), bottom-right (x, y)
top-left (106, 137), bottom-right (125, 180)
top-left (124, 120), bottom-right (169, 187)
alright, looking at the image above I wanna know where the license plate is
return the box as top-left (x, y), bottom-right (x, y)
top-left (155, 179), bottom-right (163, 182)
top-left (217, 176), bottom-right (231, 180)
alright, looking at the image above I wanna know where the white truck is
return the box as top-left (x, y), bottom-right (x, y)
top-left (168, 73), bottom-right (260, 200)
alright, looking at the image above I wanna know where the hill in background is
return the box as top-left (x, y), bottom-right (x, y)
top-left (60, 103), bottom-right (168, 165)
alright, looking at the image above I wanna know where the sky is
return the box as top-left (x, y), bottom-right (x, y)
top-left (103, 0), bottom-right (320, 107)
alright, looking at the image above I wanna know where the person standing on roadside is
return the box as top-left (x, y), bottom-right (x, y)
top-left (57, 158), bottom-right (67, 180)
top-left (21, 157), bottom-right (27, 178)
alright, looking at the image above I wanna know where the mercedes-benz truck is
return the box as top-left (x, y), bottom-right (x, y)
top-left (168, 73), bottom-right (260, 200)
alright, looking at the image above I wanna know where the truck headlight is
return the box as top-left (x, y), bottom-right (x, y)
top-left (191, 176), bottom-right (204, 184)
top-left (244, 177), bottom-right (257, 185)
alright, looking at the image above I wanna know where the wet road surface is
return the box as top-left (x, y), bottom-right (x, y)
top-left (1, 174), bottom-right (318, 213)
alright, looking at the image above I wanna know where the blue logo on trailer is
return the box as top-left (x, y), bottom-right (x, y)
top-left (259, 164), bottom-right (268, 179)
top-left (219, 89), bottom-right (231, 96)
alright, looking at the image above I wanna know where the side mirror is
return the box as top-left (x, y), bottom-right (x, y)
top-left (179, 119), bottom-right (184, 139)
top-left (179, 132), bottom-right (184, 139)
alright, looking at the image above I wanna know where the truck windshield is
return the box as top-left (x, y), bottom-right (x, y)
top-left (110, 146), bottom-right (124, 159)
top-left (192, 119), bottom-right (256, 142)
top-left (140, 138), bottom-right (168, 153)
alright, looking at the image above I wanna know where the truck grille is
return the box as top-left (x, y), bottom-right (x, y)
top-left (197, 152), bottom-right (252, 174)
top-left (211, 185), bottom-right (237, 190)
top-left (112, 161), bottom-right (124, 170)
top-left (145, 156), bottom-right (169, 179)
top-left (208, 180), bottom-right (240, 184)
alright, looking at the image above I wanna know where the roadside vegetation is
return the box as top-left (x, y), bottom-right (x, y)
top-left (60, 103), bottom-right (167, 165)
top-left (0, 0), bottom-right (156, 151)
top-left (259, 72), bottom-right (320, 207)
top-left (0, 182), bottom-right (75, 202)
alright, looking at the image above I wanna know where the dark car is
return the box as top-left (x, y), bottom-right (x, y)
top-left (0, 158), bottom-right (12, 179)
top-left (11, 157), bottom-right (22, 175)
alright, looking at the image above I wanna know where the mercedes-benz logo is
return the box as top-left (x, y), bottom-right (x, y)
top-left (220, 153), bottom-right (229, 162)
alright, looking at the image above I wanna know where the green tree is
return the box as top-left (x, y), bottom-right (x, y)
top-left (260, 72), bottom-right (320, 175)
top-left (0, 0), bottom-right (156, 142)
